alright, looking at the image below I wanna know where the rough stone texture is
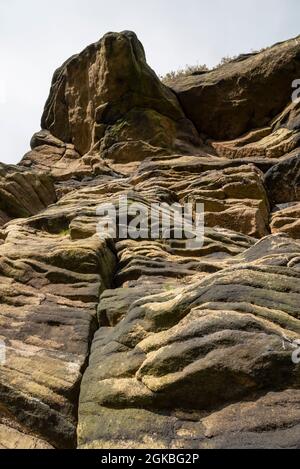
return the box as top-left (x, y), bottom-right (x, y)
top-left (212, 126), bottom-right (300, 160)
top-left (78, 234), bottom-right (300, 448)
top-left (0, 424), bottom-right (54, 449)
top-left (265, 153), bottom-right (300, 205)
top-left (211, 97), bottom-right (300, 161)
top-left (166, 35), bottom-right (300, 140)
top-left (78, 389), bottom-right (300, 449)
top-left (130, 158), bottom-right (270, 238)
top-left (0, 163), bottom-right (56, 227)
top-left (1, 32), bottom-right (300, 449)
top-left (39, 31), bottom-right (202, 163)
top-left (271, 202), bottom-right (300, 238)
top-left (20, 130), bottom-right (117, 182)
top-left (0, 217), bottom-right (116, 448)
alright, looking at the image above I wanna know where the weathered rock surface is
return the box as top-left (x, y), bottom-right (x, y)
top-left (271, 202), bottom-right (300, 238)
top-left (0, 163), bottom-right (56, 227)
top-left (166, 35), bottom-right (300, 140)
top-left (0, 216), bottom-right (116, 448)
top-left (78, 234), bottom-right (300, 448)
top-left (130, 157), bottom-right (270, 238)
top-left (38, 31), bottom-right (202, 166)
top-left (1, 32), bottom-right (300, 449)
top-left (265, 153), bottom-right (300, 205)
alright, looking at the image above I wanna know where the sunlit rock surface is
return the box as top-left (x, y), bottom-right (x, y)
top-left (0, 32), bottom-right (300, 449)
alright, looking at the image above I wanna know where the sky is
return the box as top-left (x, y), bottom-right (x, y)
top-left (0, 0), bottom-right (300, 164)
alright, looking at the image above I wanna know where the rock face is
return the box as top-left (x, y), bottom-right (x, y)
top-left (0, 164), bottom-right (56, 227)
top-left (37, 31), bottom-right (202, 165)
top-left (1, 32), bottom-right (300, 449)
top-left (165, 35), bottom-right (300, 141)
top-left (265, 153), bottom-right (300, 204)
top-left (271, 202), bottom-right (300, 238)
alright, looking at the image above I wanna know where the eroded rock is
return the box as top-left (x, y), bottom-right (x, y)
top-left (166, 35), bottom-right (300, 140)
top-left (0, 163), bottom-right (56, 227)
top-left (78, 234), bottom-right (300, 448)
top-left (2, 31), bottom-right (300, 450)
top-left (40, 31), bottom-right (202, 164)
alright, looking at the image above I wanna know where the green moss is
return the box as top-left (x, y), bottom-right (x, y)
top-left (57, 228), bottom-right (70, 237)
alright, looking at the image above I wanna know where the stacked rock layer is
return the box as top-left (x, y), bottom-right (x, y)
top-left (0, 31), bottom-right (300, 449)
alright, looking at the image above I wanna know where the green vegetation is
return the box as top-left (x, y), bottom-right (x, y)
top-left (161, 47), bottom-right (268, 83)
top-left (161, 63), bottom-right (209, 83)
top-left (57, 228), bottom-right (70, 237)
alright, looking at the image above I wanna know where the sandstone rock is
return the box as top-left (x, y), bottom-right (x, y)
top-left (20, 131), bottom-right (116, 182)
top-left (78, 234), bottom-right (300, 448)
top-left (173, 164), bottom-right (270, 238)
top-left (0, 424), bottom-right (54, 449)
top-left (134, 154), bottom-right (283, 175)
top-left (0, 216), bottom-right (116, 448)
top-left (265, 153), bottom-right (300, 205)
top-left (166, 35), bottom-right (300, 140)
top-left (78, 389), bottom-right (300, 449)
top-left (131, 158), bottom-right (270, 238)
top-left (273, 99), bottom-right (300, 132)
top-left (39, 31), bottom-right (202, 166)
top-left (212, 126), bottom-right (300, 160)
top-left (0, 163), bottom-right (56, 227)
top-left (199, 389), bottom-right (300, 449)
top-left (271, 202), bottom-right (300, 238)
top-left (2, 31), bottom-right (300, 450)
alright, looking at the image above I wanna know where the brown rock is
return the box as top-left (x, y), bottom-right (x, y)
top-left (39, 31), bottom-right (202, 164)
top-left (265, 153), bottom-right (300, 205)
top-left (78, 234), bottom-right (300, 448)
top-left (2, 31), bottom-right (300, 450)
top-left (271, 202), bottom-right (300, 238)
top-left (166, 35), bottom-right (300, 140)
top-left (0, 163), bottom-right (56, 227)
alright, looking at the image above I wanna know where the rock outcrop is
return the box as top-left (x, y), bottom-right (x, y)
top-left (1, 31), bottom-right (300, 449)
top-left (21, 31), bottom-right (203, 181)
top-left (165, 36), bottom-right (300, 141)
top-left (0, 164), bottom-right (56, 227)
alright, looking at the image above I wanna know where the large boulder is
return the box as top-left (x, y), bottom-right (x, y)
top-left (265, 153), bottom-right (300, 205)
top-left (166, 36), bottom-right (300, 140)
top-left (39, 31), bottom-right (202, 165)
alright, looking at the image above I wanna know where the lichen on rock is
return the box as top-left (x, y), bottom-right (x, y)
top-left (1, 31), bottom-right (300, 449)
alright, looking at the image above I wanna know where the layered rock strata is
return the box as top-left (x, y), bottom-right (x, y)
top-left (0, 31), bottom-right (300, 449)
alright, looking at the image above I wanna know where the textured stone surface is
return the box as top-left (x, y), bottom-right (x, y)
top-left (0, 424), bottom-right (54, 449)
top-left (0, 216), bottom-right (116, 448)
top-left (0, 163), bottom-right (56, 227)
top-left (1, 32), bottom-right (300, 449)
top-left (166, 35), bottom-right (300, 140)
top-left (78, 234), bottom-right (300, 448)
top-left (78, 389), bottom-right (300, 449)
top-left (265, 153), bottom-right (300, 205)
top-left (212, 126), bottom-right (300, 160)
top-left (271, 202), bottom-right (300, 238)
top-left (130, 158), bottom-right (270, 238)
top-left (40, 31), bottom-right (202, 162)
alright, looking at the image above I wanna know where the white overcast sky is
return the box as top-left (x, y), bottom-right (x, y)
top-left (0, 0), bottom-right (300, 164)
